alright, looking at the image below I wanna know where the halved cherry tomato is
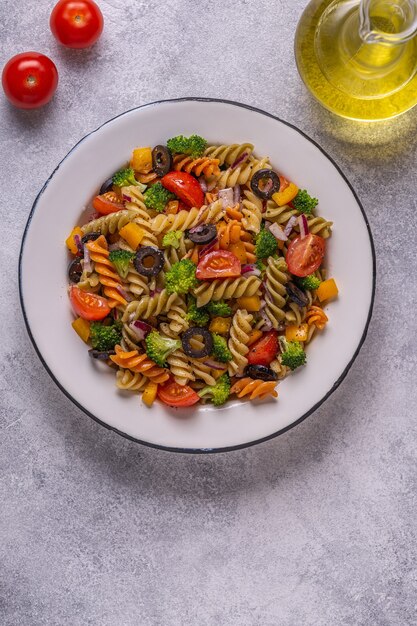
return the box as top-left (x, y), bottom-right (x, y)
top-left (286, 233), bottom-right (325, 278)
top-left (69, 286), bottom-right (110, 320)
top-left (161, 171), bottom-right (204, 208)
top-left (92, 192), bottom-right (124, 215)
top-left (247, 330), bottom-right (278, 366)
top-left (158, 381), bottom-right (200, 407)
top-left (196, 250), bottom-right (241, 280)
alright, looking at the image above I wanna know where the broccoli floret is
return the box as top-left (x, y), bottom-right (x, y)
top-left (166, 135), bottom-right (207, 158)
top-left (144, 182), bottom-right (176, 213)
top-left (206, 300), bottom-right (232, 317)
top-left (112, 167), bottom-right (141, 188)
top-left (280, 338), bottom-right (307, 371)
top-left (145, 330), bottom-right (181, 367)
top-left (255, 259), bottom-right (267, 273)
top-left (212, 334), bottom-right (232, 363)
top-left (166, 259), bottom-right (198, 295)
top-left (108, 249), bottom-right (135, 279)
top-left (162, 230), bottom-right (183, 249)
top-left (90, 321), bottom-right (122, 352)
top-left (198, 373), bottom-right (231, 406)
top-left (187, 296), bottom-right (209, 326)
top-left (292, 189), bottom-right (318, 215)
top-left (255, 227), bottom-right (278, 259)
top-left (296, 274), bottom-right (321, 291)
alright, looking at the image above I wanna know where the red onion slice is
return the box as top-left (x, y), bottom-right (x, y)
top-left (233, 185), bottom-right (241, 205)
top-left (298, 214), bottom-right (309, 238)
top-left (268, 222), bottom-right (288, 242)
top-left (116, 285), bottom-right (133, 302)
top-left (284, 215), bottom-right (297, 237)
top-left (74, 234), bottom-right (84, 256)
top-left (199, 238), bottom-right (218, 258)
top-left (230, 151), bottom-right (249, 170)
top-left (203, 359), bottom-right (227, 371)
top-left (198, 177), bottom-right (208, 193)
top-left (129, 320), bottom-right (152, 340)
top-left (83, 244), bottom-right (92, 273)
top-left (260, 309), bottom-right (273, 331)
top-left (241, 264), bottom-right (261, 277)
top-left (122, 193), bottom-right (132, 202)
top-left (149, 288), bottom-right (162, 297)
top-left (218, 188), bottom-right (234, 209)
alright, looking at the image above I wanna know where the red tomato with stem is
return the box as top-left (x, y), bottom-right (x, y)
top-left (92, 193), bottom-right (124, 215)
top-left (247, 331), bottom-right (278, 366)
top-left (50, 0), bottom-right (104, 49)
top-left (196, 250), bottom-right (241, 280)
top-left (158, 381), bottom-right (200, 408)
top-left (161, 171), bottom-right (204, 208)
top-left (286, 234), bottom-right (325, 278)
top-left (69, 286), bottom-right (110, 320)
top-left (2, 52), bottom-right (58, 109)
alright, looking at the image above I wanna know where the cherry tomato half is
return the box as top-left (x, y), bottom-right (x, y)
top-left (286, 233), bottom-right (326, 278)
top-left (161, 171), bottom-right (204, 208)
top-left (50, 0), bottom-right (104, 49)
top-left (92, 192), bottom-right (124, 215)
top-left (158, 381), bottom-right (200, 408)
top-left (69, 286), bottom-right (110, 320)
top-left (196, 250), bottom-right (241, 280)
top-left (247, 331), bottom-right (278, 366)
top-left (2, 52), bottom-right (58, 110)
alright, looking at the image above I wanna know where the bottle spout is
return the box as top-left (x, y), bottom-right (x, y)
top-left (359, 0), bottom-right (417, 44)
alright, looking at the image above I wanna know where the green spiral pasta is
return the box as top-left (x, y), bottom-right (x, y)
top-left (242, 189), bottom-right (263, 234)
top-left (81, 208), bottom-right (142, 236)
top-left (125, 266), bottom-right (149, 299)
top-left (150, 201), bottom-right (224, 235)
top-left (265, 200), bottom-right (333, 239)
top-left (204, 143), bottom-right (254, 166)
top-left (228, 309), bottom-right (253, 376)
top-left (122, 290), bottom-right (180, 323)
top-left (285, 290), bottom-right (314, 326)
top-left (264, 256), bottom-right (289, 328)
top-left (214, 156), bottom-right (271, 190)
top-left (193, 276), bottom-right (261, 307)
top-left (116, 368), bottom-right (148, 392)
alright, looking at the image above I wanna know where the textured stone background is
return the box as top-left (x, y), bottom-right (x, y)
top-left (1, 1), bottom-right (417, 624)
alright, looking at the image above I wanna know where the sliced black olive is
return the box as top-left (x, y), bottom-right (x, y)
top-left (182, 328), bottom-right (213, 359)
top-left (245, 364), bottom-right (278, 381)
top-left (99, 177), bottom-right (114, 195)
top-left (134, 247), bottom-right (164, 277)
top-left (286, 281), bottom-right (309, 307)
top-left (88, 349), bottom-right (116, 360)
top-left (187, 224), bottom-right (217, 245)
top-left (68, 258), bottom-right (83, 283)
top-left (81, 232), bottom-right (101, 245)
top-left (250, 169), bottom-right (280, 200)
top-left (152, 145), bottom-right (172, 177)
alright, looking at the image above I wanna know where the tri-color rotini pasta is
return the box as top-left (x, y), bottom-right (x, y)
top-left (67, 134), bottom-right (338, 409)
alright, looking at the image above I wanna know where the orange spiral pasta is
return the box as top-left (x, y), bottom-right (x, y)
top-left (110, 346), bottom-right (170, 383)
top-left (174, 154), bottom-right (221, 177)
top-left (205, 191), bottom-right (218, 204)
top-left (217, 220), bottom-right (241, 248)
top-left (230, 378), bottom-right (278, 400)
top-left (85, 235), bottom-right (127, 308)
top-left (240, 230), bottom-right (256, 263)
top-left (305, 305), bottom-right (328, 330)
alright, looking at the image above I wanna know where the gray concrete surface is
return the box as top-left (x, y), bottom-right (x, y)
top-left (1, 1), bottom-right (417, 624)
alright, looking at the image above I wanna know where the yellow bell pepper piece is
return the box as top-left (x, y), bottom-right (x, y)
top-left (247, 329), bottom-right (263, 346)
top-left (209, 317), bottom-right (232, 335)
top-left (65, 227), bottom-right (83, 255)
top-left (71, 317), bottom-right (91, 343)
top-left (119, 222), bottom-right (145, 250)
top-left (131, 147), bottom-right (153, 173)
top-left (236, 295), bottom-right (262, 312)
top-left (285, 323), bottom-right (309, 342)
top-left (229, 241), bottom-right (247, 264)
top-left (317, 278), bottom-right (339, 302)
top-left (212, 367), bottom-right (227, 380)
top-left (142, 381), bottom-right (158, 407)
top-left (272, 182), bottom-right (299, 207)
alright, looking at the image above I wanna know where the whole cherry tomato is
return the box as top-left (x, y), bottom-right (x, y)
top-left (2, 52), bottom-right (58, 109)
top-left (50, 0), bottom-right (104, 49)
top-left (161, 171), bottom-right (204, 208)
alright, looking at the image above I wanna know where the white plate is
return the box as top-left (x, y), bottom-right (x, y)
top-left (19, 99), bottom-right (375, 453)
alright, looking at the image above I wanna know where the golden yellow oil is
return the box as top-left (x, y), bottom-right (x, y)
top-left (295, 0), bottom-right (417, 120)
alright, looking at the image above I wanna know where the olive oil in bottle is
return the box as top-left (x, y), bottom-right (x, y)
top-left (295, 0), bottom-right (417, 121)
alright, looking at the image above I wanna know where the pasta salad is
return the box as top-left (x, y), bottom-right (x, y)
top-left (66, 135), bottom-right (338, 408)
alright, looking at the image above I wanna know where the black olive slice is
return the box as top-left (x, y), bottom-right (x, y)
top-left (99, 177), bottom-right (114, 195)
top-left (182, 328), bottom-right (213, 359)
top-left (68, 258), bottom-right (83, 283)
top-left (187, 224), bottom-right (217, 245)
top-left (88, 349), bottom-right (116, 360)
top-left (250, 169), bottom-right (280, 200)
top-left (244, 364), bottom-right (278, 381)
top-left (152, 145), bottom-right (173, 177)
top-left (81, 232), bottom-right (101, 245)
top-left (134, 247), bottom-right (164, 277)
top-left (286, 281), bottom-right (309, 307)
